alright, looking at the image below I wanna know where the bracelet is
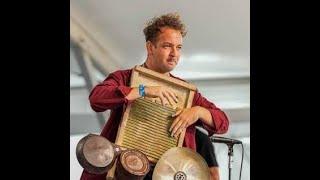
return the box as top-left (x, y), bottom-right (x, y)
top-left (139, 84), bottom-right (145, 97)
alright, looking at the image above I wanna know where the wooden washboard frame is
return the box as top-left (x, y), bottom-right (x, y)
top-left (107, 65), bottom-right (196, 178)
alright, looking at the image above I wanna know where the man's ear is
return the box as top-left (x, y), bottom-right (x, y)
top-left (146, 41), bottom-right (154, 56)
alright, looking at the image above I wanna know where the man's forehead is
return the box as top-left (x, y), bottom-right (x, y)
top-left (159, 41), bottom-right (183, 46)
top-left (157, 29), bottom-right (182, 44)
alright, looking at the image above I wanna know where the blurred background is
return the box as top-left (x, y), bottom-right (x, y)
top-left (70, 0), bottom-right (250, 179)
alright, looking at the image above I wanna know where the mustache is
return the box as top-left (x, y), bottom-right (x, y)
top-left (167, 58), bottom-right (177, 62)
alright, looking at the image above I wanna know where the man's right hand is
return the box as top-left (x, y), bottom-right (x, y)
top-left (145, 86), bottom-right (179, 106)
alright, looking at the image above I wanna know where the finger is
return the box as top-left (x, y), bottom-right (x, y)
top-left (164, 99), bottom-right (170, 106)
top-left (159, 95), bottom-right (165, 106)
top-left (171, 119), bottom-right (184, 136)
top-left (171, 108), bottom-right (183, 117)
top-left (180, 121), bottom-right (189, 129)
top-left (162, 91), bottom-right (175, 106)
top-left (173, 128), bottom-right (182, 138)
top-left (174, 127), bottom-right (185, 138)
top-left (161, 96), bottom-right (169, 106)
top-left (169, 116), bottom-right (181, 132)
top-left (168, 91), bottom-right (179, 103)
top-left (154, 98), bottom-right (161, 104)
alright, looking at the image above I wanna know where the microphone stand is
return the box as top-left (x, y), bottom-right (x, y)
top-left (210, 136), bottom-right (242, 180)
top-left (227, 143), bottom-right (234, 180)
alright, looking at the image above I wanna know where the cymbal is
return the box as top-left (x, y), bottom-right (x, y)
top-left (82, 135), bottom-right (114, 167)
top-left (152, 147), bottom-right (211, 180)
top-left (76, 134), bottom-right (116, 174)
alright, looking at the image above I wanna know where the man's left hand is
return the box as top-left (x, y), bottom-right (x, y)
top-left (169, 106), bottom-right (200, 138)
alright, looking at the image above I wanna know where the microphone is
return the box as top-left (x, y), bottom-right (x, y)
top-left (210, 136), bottom-right (242, 145)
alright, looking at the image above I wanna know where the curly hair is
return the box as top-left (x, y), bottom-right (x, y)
top-left (143, 12), bottom-right (187, 44)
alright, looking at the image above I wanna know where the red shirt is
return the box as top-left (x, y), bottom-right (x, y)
top-left (80, 68), bottom-right (229, 180)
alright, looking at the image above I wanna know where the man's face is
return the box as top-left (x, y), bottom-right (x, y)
top-left (148, 27), bottom-right (183, 73)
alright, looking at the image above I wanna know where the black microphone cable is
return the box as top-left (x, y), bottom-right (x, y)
top-left (239, 142), bottom-right (244, 180)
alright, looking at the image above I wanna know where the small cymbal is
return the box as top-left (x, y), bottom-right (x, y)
top-left (82, 135), bottom-right (114, 167)
top-left (152, 147), bottom-right (210, 180)
top-left (76, 134), bottom-right (116, 174)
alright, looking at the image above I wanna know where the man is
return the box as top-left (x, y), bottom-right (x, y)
top-left (81, 13), bottom-right (229, 180)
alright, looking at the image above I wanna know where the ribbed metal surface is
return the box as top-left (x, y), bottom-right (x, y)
top-left (122, 98), bottom-right (177, 161)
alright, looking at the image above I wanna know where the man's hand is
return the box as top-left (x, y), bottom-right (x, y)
top-left (169, 106), bottom-right (200, 138)
top-left (145, 86), bottom-right (179, 106)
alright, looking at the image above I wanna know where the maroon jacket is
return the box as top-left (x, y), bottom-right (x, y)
top-left (80, 68), bottom-right (229, 180)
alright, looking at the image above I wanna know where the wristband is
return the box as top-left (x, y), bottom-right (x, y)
top-left (139, 84), bottom-right (145, 97)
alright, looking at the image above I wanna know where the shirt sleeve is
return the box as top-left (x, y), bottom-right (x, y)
top-left (193, 90), bottom-right (229, 136)
top-left (88, 71), bottom-right (133, 112)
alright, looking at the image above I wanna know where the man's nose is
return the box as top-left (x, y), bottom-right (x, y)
top-left (170, 47), bottom-right (179, 57)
